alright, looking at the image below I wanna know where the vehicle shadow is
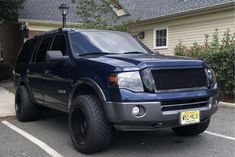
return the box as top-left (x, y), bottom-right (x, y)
top-left (37, 109), bottom-right (209, 157)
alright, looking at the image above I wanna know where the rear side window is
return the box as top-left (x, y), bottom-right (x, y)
top-left (51, 34), bottom-right (67, 56)
top-left (35, 36), bottom-right (53, 62)
top-left (16, 39), bottom-right (37, 65)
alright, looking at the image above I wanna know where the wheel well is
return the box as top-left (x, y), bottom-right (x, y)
top-left (73, 84), bottom-right (100, 101)
top-left (19, 82), bottom-right (25, 86)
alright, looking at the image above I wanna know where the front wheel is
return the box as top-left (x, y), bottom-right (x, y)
top-left (172, 119), bottom-right (210, 136)
top-left (68, 95), bottom-right (112, 154)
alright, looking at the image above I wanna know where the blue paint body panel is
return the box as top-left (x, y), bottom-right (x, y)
top-left (14, 29), bottom-right (218, 130)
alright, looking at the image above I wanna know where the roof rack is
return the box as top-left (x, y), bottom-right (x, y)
top-left (34, 28), bottom-right (75, 38)
top-left (33, 28), bottom-right (120, 38)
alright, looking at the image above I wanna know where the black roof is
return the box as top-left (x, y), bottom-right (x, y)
top-left (118, 0), bottom-right (234, 21)
top-left (19, 0), bottom-right (82, 23)
top-left (19, 0), bottom-right (234, 23)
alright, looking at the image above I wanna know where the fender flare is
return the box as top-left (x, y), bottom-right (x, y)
top-left (69, 77), bottom-right (107, 109)
top-left (17, 78), bottom-right (35, 103)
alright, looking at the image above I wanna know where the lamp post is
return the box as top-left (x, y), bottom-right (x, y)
top-left (59, 4), bottom-right (69, 28)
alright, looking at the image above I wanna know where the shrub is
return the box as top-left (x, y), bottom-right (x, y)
top-left (174, 41), bottom-right (189, 56)
top-left (174, 29), bottom-right (235, 100)
top-left (0, 63), bottom-right (13, 81)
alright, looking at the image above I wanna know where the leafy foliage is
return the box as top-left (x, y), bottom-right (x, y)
top-left (175, 29), bottom-right (235, 99)
top-left (0, 0), bottom-right (26, 23)
top-left (72, 0), bottom-right (135, 31)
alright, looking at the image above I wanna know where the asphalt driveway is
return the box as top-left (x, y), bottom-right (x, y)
top-left (0, 106), bottom-right (234, 157)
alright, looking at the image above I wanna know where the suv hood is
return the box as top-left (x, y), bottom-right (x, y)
top-left (87, 54), bottom-right (206, 71)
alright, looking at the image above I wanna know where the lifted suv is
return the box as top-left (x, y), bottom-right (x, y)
top-left (14, 28), bottom-right (218, 154)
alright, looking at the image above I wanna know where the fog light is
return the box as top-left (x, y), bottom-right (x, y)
top-left (132, 106), bottom-right (140, 116)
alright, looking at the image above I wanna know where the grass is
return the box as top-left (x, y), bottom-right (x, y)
top-left (4, 86), bottom-right (16, 94)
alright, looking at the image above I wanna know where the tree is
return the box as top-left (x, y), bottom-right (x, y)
top-left (72, 0), bottom-right (135, 31)
top-left (0, 0), bottom-right (26, 23)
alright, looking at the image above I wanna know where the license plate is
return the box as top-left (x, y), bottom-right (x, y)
top-left (180, 110), bottom-right (200, 125)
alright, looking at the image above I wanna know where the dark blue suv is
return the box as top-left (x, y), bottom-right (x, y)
top-left (14, 28), bottom-right (218, 154)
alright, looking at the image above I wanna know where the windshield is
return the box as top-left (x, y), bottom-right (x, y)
top-left (69, 31), bottom-right (152, 56)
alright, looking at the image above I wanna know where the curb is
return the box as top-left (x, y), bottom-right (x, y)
top-left (219, 102), bottom-right (235, 108)
top-left (0, 82), bottom-right (14, 87)
top-left (0, 115), bottom-right (16, 121)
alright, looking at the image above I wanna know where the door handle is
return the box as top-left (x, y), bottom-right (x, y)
top-left (27, 69), bottom-right (31, 74)
top-left (44, 70), bottom-right (51, 76)
top-left (44, 70), bottom-right (57, 79)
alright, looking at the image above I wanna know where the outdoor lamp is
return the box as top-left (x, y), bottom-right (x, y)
top-left (59, 4), bottom-right (69, 28)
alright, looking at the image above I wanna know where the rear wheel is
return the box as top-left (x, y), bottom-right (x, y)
top-left (172, 119), bottom-right (210, 136)
top-left (15, 86), bottom-right (38, 122)
top-left (68, 95), bottom-right (112, 154)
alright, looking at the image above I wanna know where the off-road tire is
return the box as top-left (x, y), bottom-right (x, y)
top-left (15, 86), bottom-right (38, 122)
top-left (68, 95), bottom-right (112, 154)
top-left (172, 119), bottom-right (210, 136)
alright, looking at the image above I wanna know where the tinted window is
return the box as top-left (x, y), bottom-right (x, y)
top-left (35, 36), bottom-right (53, 62)
top-left (51, 34), bottom-right (67, 55)
top-left (70, 31), bottom-right (152, 55)
top-left (17, 39), bottom-right (37, 65)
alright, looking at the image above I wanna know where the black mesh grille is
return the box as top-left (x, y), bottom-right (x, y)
top-left (152, 68), bottom-right (208, 90)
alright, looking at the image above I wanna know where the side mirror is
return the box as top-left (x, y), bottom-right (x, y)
top-left (46, 51), bottom-right (68, 63)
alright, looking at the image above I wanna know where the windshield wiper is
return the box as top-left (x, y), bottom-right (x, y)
top-left (122, 51), bottom-right (147, 54)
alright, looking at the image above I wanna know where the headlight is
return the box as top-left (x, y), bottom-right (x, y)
top-left (108, 71), bottom-right (144, 92)
top-left (206, 68), bottom-right (216, 87)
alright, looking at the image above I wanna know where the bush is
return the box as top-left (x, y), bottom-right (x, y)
top-left (175, 42), bottom-right (189, 56)
top-left (174, 29), bottom-right (235, 100)
top-left (0, 63), bottom-right (13, 81)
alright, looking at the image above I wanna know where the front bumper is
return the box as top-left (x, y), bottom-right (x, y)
top-left (104, 96), bottom-right (218, 131)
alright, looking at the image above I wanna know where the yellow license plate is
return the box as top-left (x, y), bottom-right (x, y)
top-left (180, 110), bottom-right (200, 125)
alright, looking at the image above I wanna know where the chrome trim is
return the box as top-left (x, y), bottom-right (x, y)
top-left (208, 97), bottom-right (213, 109)
top-left (155, 86), bottom-right (208, 93)
top-left (149, 66), bottom-right (204, 70)
top-left (205, 68), bottom-right (210, 87)
top-left (161, 100), bottom-right (209, 108)
top-left (132, 111), bottom-right (147, 119)
top-left (161, 96), bottom-right (215, 114)
top-left (214, 83), bottom-right (218, 88)
top-left (105, 101), bottom-right (161, 105)
top-left (162, 106), bottom-right (211, 115)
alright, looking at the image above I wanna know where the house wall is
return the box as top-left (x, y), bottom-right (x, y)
top-left (25, 21), bottom-right (79, 38)
top-left (0, 23), bottom-right (24, 65)
top-left (129, 8), bottom-right (235, 55)
top-left (28, 30), bottom-right (42, 39)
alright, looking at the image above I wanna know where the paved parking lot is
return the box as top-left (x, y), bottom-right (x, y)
top-left (0, 106), bottom-right (234, 157)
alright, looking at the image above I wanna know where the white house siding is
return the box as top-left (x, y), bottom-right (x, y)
top-left (129, 8), bottom-right (235, 55)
